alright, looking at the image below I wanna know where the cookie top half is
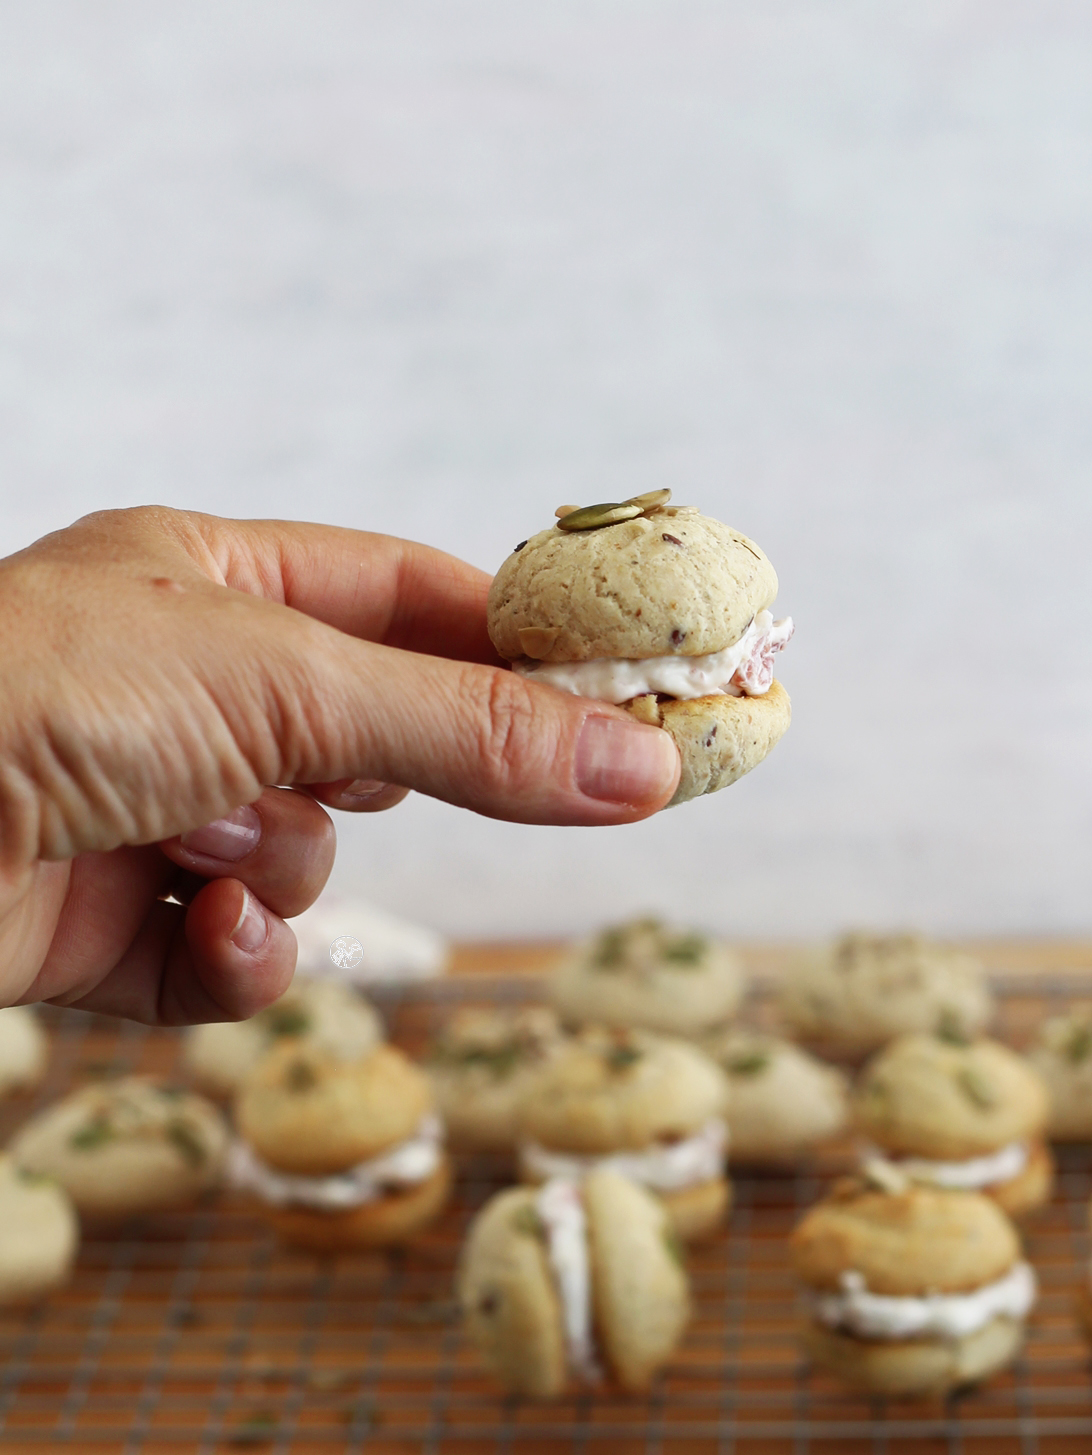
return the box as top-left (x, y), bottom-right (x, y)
top-left (236, 1043), bottom-right (432, 1175)
top-left (852, 1033), bottom-right (1049, 1159)
top-left (551, 919), bottom-right (743, 1037)
top-left (517, 1028), bottom-right (728, 1153)
top-left (779, 932), bottom-right (992, 1054)
top-left (701, 1029), bottom-right (848, 1159)
top-left (183, 978), bottom-right (384, 1099)
top-left (488, 508), bottom-right (777, 663)
top-left (790, 1180), bottom-right (1020, 1296)
top-left (9, 1077), bottom-right (228, 1212)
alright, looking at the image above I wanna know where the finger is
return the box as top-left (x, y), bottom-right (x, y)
top-left (254, 627), bottom-right (682, 826)
top-left (189, 516), bottom-right (499, 664)
top-left (158, 786), bottom-right (336, 919)
top-left (48, 878), bottom-right (295, 1024)
top-left (302, 780), bottom-right (412, 813)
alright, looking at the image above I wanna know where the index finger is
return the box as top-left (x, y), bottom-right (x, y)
top-left (190, 516), bottom-right (500, 664)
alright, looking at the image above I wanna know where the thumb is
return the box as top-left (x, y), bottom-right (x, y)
top-left (241, 611), bottom-right (682, 826)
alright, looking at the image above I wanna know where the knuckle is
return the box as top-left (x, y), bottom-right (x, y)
top-left (479, 669), bottom-right (549, 787)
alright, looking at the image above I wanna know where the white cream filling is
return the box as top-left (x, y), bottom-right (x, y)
top-left (229, 1115), bottom-right (443, 1210)
top-left (522, 1118), bottom-right (726, 1193)
top-left (863, 1140), bottom-right (1029, 1191)
top-left (536, 1179), bottom-right (601, 1382)
top-left (813, 1261), bottom-right (1036, 1342)
top-left (513, 610), bottom-right (794, 704)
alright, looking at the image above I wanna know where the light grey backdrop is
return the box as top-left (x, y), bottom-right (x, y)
top-left (2, 1), bottom-right (1089, 940)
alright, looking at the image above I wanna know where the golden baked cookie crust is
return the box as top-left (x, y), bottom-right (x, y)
top-left (802, 1313), bottom-right (1024, 1398)
top-left (517, 1030), bottom-right (728, 1154)
top-left (488, 510), bottom-right (778, 664)
top-left (236, 1043), bottom-right (432, 1174)
top-left (625, 682), bottom-right (791, 806)
top-left (790, 1182), bottom-right (1020, 1297)
top-left (853, 1034), bottom-right (1049, 1160)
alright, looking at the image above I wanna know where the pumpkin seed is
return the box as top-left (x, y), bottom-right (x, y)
top-left (662, 934), bottom-right (707, 966)
top-left (593, 927), bottom-right (627, 968)
top-left (556, 501), bottom-right (643, 532)
top-left (935, 1008), bottom-right (971, 1046)
top-left (956, 1066), bottom-right (997, 1109)
top-left (70, 1117), bottom-right (114, 1151)
top-left (727, 1049), bottom-right (770, 1077)
top-left (662, 1227), bottom-right (686, 1269)
top-left (1065, 1022), bottom-right (1092, 1064)
top-left (511, 1205), bottom-right (545, 1240)
top-left (265, 1005), bottom-right (311, 1037)
top-left (167, 1119), bottom-right (207, 1167)
top-left (606, 1042), bottom-right (642, 1073)
top-left (554, 504), bottom-right (578, 518)
top-left (624, 488), bottom-right (672, 511)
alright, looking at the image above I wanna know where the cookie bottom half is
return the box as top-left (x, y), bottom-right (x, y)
top-left (625, 681), bottom-right (791, 806)
top-left (660, 1175), bottom-right (731, 1243)
top-left (802, 1313), bottom-right (1025, 1398)
top-left (986, 1139), bottom-right (1054, 1221)
top-left (263, 1159), bottom-right (453, 1251)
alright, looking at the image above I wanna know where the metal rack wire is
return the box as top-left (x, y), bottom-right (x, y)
top-left (0, 963), bottom-right (1090, 1452)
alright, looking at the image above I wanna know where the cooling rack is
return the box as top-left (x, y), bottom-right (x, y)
top-left (0, 944), bottom-right (1091, 1453)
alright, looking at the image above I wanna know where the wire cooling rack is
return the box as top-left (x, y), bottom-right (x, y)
top-left (1, 949), bottom-right (1092, 1453)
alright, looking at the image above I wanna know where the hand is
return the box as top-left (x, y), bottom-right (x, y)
top-left (0, 507), bottom-right (680, 1023)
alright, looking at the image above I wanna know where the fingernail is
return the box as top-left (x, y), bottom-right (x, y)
top-left (180, 805), bottom-right (261, 862)
top-left (574, 715), bottom-right (679, 805)
top-left (341, 779), bottom-right (389, 801)
top-left (231, 889), bottom-right (269, 953)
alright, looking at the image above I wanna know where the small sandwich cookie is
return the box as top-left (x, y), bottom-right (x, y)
top-left (0, 1006), bottom-right (48, 1097)
top-left (487, 492), bottom-right (793, 806)
top-left (428, 1006), bottom-right (566, 1153)
top-left (1026, 1006), bottom-right (1092, 1141)
top-left (458, 1169), bottom-right (689, 1397)
top-left (182, 977), bottom-right (384, 1101)
top-left (701, 1029), bottom-right (849, 1167)
top-left (780, 932), bottom-right (993, 1061)
top-left (791, 1171), bottom-right (1036, 1398)
top-left (0, 1155), bottom-right (78, 1306)
top-left (516, 1028), bottom-right (730, 1242)
top-left (551, 918), bottom-right (744, 1037)
top-left (852, 1032), bottom-right (1053, 1220)
top-left (232, 1042), bottom-right (451, 1251)
top-left (9, 1077), bottom-right (228, 1220)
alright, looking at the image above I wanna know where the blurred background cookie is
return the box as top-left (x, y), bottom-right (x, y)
top-left (516, 1027), bottom-right (730, 1241)
top-left (427, 1006), bottom-right (566, 1153)
top-left (233, 1042), bottom-right (450, 1251)
top-left (701, 1029), bottom-right (848, 1166)
top-left (779, 932), bottom-right (993, 1061)
top-left (9, 1077), bottom-right (228, 1220)
top-left (791, 1174), bottom-right (1035, 1398)
top-left (0, 1155), bottom-right (78, 1306)
top-left (0, 1006), bottom-right (48, 1097)
top-left (458, 1170), bottom-right (689, 1397)
top-left (551, 918), bottom-right (744, 1037)
top-left (851, 1032), bottom-right (1052, 1219)
top-left (182, 978), bottom-right (384, 1101)
top-left (1027, 1006), bottom-right (1092, 1141)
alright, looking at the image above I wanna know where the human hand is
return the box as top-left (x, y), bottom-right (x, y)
top-left (0, 507), bottom-right (679, 1023)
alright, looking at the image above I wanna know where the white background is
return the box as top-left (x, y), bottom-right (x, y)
top-left (1, 1), bottom-right (1089, 940)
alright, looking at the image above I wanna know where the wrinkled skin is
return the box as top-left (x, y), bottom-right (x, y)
top-left (0, 508), bottom-right (679, 1024)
